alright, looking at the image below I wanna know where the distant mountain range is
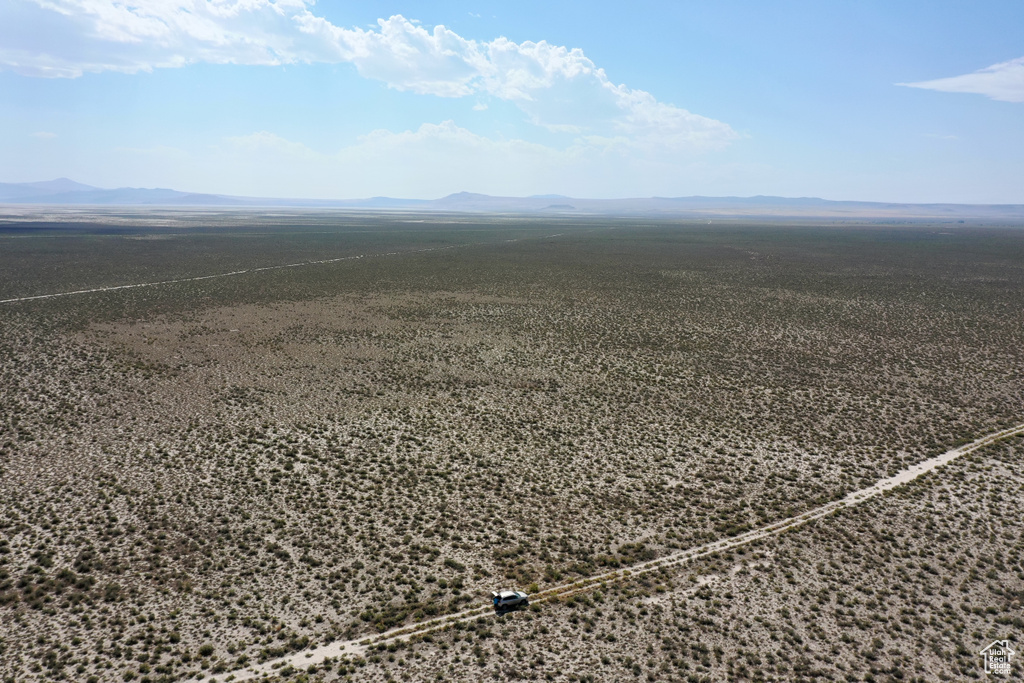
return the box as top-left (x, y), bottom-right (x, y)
top-left (2, 179), bottom-right (1023, 219)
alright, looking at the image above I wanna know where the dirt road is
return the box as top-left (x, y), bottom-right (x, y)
top-left (220, 421), bottom-right (1024, 682)
top-left (0, 233), bottom-right (570, 305)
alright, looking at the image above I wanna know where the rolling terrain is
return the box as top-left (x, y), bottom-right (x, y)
top-left (4, 181), bottom-right (1024, 220)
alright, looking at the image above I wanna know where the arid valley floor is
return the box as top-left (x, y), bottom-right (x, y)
top-left (1, 210), bottom-right (1022, 682)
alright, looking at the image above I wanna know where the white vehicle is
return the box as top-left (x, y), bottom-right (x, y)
top-left (491, 590), bottom-right (529, 610)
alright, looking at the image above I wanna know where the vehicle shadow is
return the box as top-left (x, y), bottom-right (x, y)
top-left (494, 600), bottom-right (530, 616)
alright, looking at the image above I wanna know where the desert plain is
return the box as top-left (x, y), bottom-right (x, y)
top-left (0, 209), bottom-right (1022, 682)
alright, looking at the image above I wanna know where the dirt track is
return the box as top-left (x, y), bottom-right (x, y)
top-left (0, 249), bottom-right (425, 304)
top-left (219, 420), bottom-right (1024, 682)
top-left (0, 232), bottom-right (567, 304)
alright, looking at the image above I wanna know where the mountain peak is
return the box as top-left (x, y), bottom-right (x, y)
top-left (440, 191), bottom-right (491, 200)
top-left (23, 178), bottom-right (101, 193)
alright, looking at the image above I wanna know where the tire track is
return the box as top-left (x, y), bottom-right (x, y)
top-left (0, 233), bottom-right (569, 305)
top-left (221, 421), bottom-right (1024, 682)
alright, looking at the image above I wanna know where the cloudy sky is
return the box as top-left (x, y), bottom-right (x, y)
top-left (1, 0), bottom-right (1022, 202)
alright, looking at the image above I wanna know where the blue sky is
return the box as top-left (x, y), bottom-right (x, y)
top-left (1, 0), bottom-right (1022, 202)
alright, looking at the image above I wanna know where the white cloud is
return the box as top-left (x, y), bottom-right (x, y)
top-left (1, 1), bottom-right (736, 149)
top-left (190, 121), bottom-right (753, 200)
top-left (899, 57), bottom-right (1024, 103)
top-left (213, 122), bottom-right (571, 198)
top-left (1, 0), bottom-right (314, 76)
top-left (31, 131), bottom-right (57, 138)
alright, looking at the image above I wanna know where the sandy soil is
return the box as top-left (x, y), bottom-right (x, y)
top-left (220, 421), bottom-right (1024, 682)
